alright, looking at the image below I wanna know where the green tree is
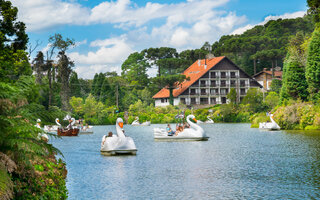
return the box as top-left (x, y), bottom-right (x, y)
top-left (227, 88), bottom-right (237, 104)
top-left (265, 91), bottom-right (279, 109)
top-left (308, 0), bottom-right (320, 24)
top-left (242, 88), bottom-right (265, 113)
top-left (121, 52), bottom-right (150, 86)
top-left (32, 51), bottom-right (45, 84)
top-left (57, 51), bottom-right (74, 111)
top-left (280, 32), bottom-right (309, 102)
top-left (270, 79), bottom-right (282, 94)
top-left (142, 47), bottom-right (178, 77)
top-left (0, 0), bottom-right (30, 82)
top-left (69, 71), bottom-right (81, 98)
top-left (69, 96), bottom-right (84, 115)
top-left (306, 27), bottom-right (320, 100)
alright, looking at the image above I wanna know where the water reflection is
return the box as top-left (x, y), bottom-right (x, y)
top-left (51, 124), bottom-right (320, 199)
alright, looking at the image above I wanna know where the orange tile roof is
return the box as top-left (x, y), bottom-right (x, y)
top-left (153, 56), bottom-right (225, 99)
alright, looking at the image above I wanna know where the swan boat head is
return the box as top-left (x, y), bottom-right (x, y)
top-left (101, 117), bottom-right (137, 155)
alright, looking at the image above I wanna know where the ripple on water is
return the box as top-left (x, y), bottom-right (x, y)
top-left (50, 124), bottom-right (320, 199)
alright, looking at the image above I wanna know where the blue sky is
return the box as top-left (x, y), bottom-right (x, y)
top-left (12, 0), bottom-right (308, 79)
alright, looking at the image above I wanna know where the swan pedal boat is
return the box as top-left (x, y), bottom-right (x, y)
top-left (101, 118), bottom-right (137, 156)
top-left (153, 115), bottom-right (209, 141)
top-left (131, 117), bottom-right (151, 126)
top-left (259, 114), bottom-right (281, 131)
top-left (73, 125), bottom-right (94, 134)
top-left (35, 119), bottom-right (49, 142)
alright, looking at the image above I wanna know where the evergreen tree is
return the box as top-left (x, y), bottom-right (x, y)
top-left (306, 27), bottom-right (320, 100)
top-left (91, 73), bottom-right (99, 96)
top-left (280, 32), bottom-right (309, 102)
top-left (69, 71), bottom-right (81, 97)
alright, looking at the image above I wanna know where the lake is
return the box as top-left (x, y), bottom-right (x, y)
top-left (50, 123), bottom-right (320, 199)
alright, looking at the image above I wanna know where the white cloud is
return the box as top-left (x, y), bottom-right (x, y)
top-left (231, 11), bottom-right (306, 35)
top-left (12, 0), bottom-right (233, 32)
top-left (68, 35), bottom-right (133, 78)
top-left (74, 39), bottom-right (87, 47)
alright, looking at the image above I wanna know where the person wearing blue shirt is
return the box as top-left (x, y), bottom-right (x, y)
top-left (166, 124), bottom-right (175, 136)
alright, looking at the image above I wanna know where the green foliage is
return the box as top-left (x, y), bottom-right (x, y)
top-left (69, 72), bottom-right (81, 98)
top-left (121, 52), bottom-right (150, 86)
top-left (306, 27), bottom-right (320, 101)
top-left (0, 80), bottom-right (67, 199)
top-left (308, 0), bottom-right (320, 24)
top-left (242, 88), bottom-right (266, 113)
top-left (272, 101), bottom-right (320, 130)
top-left (0, 0), bottom-right (30, 82)
top-left (212, 16), bottom-right (314, 75)
top-left (250, 112), bottom-right (270, 128)
top-left (265, 91), bottom-right (279, 109)
top-left (227, 88), bottom-right (237, 104)
top-left (270, 79), bottom-right (282, 94)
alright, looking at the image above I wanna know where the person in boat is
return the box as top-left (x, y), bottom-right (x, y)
top-left (66, 119), bottom-right (73, 130)
top-left (82, 123), bottom-right (88, 131)
top-left (175, 123), bottom-right (183, 136)
top-left (166, 124), bottom-right (175, 136)
top-left (183, 122), bottom-right (190, 129)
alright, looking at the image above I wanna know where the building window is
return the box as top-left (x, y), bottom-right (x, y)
top-left (180, 98), bottom-right (186, 104)
top-left (221, 80), bottom-right (226, 87)
top-left (161, 98), bottom-right (168, 103)
top-left (240, 80), bottom-right (246, 87)
top-left (200, 80), bottom-right (206, 87)
top-left (210, 80), bottom-right (216, 87)
top-left (240, 88), bottom-right (246, 95)
top-left (221, 72), bottom-right (226, 78)
top-left (190, 89), bottom-right (196, 95)
top-left (210, 97), bottom-right (216, 104)
top-left (230, 72), bottom-right (236, 78)
top-left (191, 98), bottom-right (196, 104)
top-left (221, 88), bottom-right (229, 95)
top-left (230, 80), bottom-right (236, 87)
top-left (211, 72), bottom-right (216, 78)
top-left (221, 97), bottom-right (227, 104)
top-left (201, 89), bottom-right (206, 95)
top-left (200, 98), bottom-right (208, 105)
top-left (210, 89), bottom-right (216, 95)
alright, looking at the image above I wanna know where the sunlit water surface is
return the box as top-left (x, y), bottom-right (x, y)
top-left (50, 124), bottom-right (320, 199)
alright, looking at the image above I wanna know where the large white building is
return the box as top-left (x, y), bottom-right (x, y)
top-left (153, 56), bottom-right (262, 107)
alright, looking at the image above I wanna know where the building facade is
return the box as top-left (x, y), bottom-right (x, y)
top-left (153, 56), bottom-right (262, 107)
top-left (253, 68), bottom-right (282, 91)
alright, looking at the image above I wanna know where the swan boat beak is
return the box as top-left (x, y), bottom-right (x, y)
top-left (193, 118), bottom-right (197, 123)
top-left (118, 122), bottom-right (123, 128)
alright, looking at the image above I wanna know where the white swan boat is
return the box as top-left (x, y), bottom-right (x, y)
top-left (77, 125), bottom-right (94, 134)
top-left (131, 117), bottom-right (151, 126)
top-left (72, 120), bottom-right (94, 134)
top-left (197, 119), bottom-right (204, 124)
top-left (259, 114), bottom-right (280, 131)
top-left (35, 119), bottom-right (49, 142)
top-left (153, 115), bottom-right (209, 141)
top-left (101, 118), bottom-right (137, 155)
top-left (43, 125), bottom-right (58, 133)
top-left (205, 116), bottom-right (214, 124)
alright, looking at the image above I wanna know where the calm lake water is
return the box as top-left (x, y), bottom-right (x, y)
top-left (50, 123), bottom-right (320, 199)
